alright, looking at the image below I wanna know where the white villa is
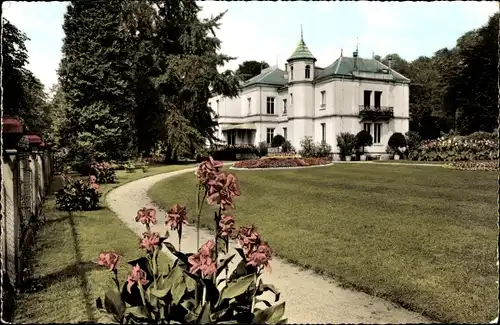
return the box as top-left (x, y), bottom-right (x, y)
top-left (209, 32), bottom-right (410, 156)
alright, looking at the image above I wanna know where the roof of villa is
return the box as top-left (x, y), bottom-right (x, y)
top-left (243, 66), bottom-right (288, 88)
top-left (241, 31), bottom-right (409, 88)
top-left (315, 56), bottom-right (410, 83)
top-left (241, 56), bottom-right (409, 89)
top-left (287, 38), bottom-right (316, 62)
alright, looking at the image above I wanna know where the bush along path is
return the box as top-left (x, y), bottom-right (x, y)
top-left (106, 164), bottom-right (434, 324)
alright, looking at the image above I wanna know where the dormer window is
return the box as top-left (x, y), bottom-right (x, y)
top-left (305, 65), bottom-right (310, 79)
top-left (290, 66), bottom-right (294, 80)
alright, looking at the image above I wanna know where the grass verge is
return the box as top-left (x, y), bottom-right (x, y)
top-left (148, 163), bottom-right (497, 324)
top-left (14, 164), bottom-right (195, 323)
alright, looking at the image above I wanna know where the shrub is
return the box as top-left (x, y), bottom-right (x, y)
top-left (90, 162), bottom-right (116, 184)
top-left (405, 131), bottom-right (421, 154)
top-left (53, 149), bottom-right (69, 174)
top-left (55, 175), bottom-right (101, 211)
top-left (125, 161), bottom-right (136, 173)
top-left (281, 140), bottom-right (294, 153)
top-left (258, 141), bottom-right (268, 157)
top-left (443, 160), bottom-right (498, 171)
top-left (409, 132), bottom-right (498, 161)
top-left (316, 141), bottom-right (332, 158)
top-left (355, 130), bottom-right (373, 154)
top-left (95, 158), bottom-right (286, 324)
top-left (299, 136), bottom-right (317, 158)
top-left (233, 157), bottom-right (330, 169)
top-left (388, 133), bottom-right (407, 156)
top-left (271, 135), bottom-right (286, 148)
top-left (209, 144), bottom-right (259, 161)
top-left (336, 133), bottom-right (356, 158)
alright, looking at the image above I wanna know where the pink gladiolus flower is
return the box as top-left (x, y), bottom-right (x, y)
top-left (97, 251), bottom-right (120, 271)
top-left (246, 241), bottom-right (272, 273)
top-left (206, 172), bottom-right (241, 210)
top-left (139, 232), bottom-right (161, 253)
top-left (90, 182), bottom-right (100, 190)
top-left (90, 175), bottom-right (97, 183)
top-left (199, 239), bottom-right (215, 257)
top-left (188, 240), bottom-right (217, 277)
top-left (135, 207), bottom-right (157, 225)
top-left (195, 157), bottom-right (224, 186)
top-left (126, 264), bottom-right (149, 293)
top-left (219, 215), bottom-right (236, 238)
top-left (166, 204), bottom-right (188, 230)
top-left (237, 225), bottom-right (261, 252)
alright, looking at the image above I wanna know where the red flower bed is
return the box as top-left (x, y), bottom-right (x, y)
top-left (233, 157), bottom-right (330, 169)
top-left (443, 160), bottom-right (498, 171)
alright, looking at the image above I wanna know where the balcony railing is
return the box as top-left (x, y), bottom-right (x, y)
top-left (358, 105), bottom-right (394, 121)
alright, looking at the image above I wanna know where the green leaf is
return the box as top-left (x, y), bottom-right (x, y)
top-left (171, 279), bottom-right (187, 305)
top-left (149, 287), bottom-right (169, 299)
top-left (164, 241), bottom-right (177, 253)
top-left (180, 298), bottom-right (197, 312)
top-left (125, 306), bottom-right (149, 319)
top-left (216, 254), bottom-right (235, 277)
top-left (104, 287), bottom-right (125, 319)
top-left (216, 235), bottom-right (228, 254)
top-left (229, 259), bottom-right (248, 282)
top-left (183, 271), bottom-right (197, 292)
top-left (163, 265), bottom-right (183, 293)
top-left (276, 318), bottom-right (288, 324)
top-left (255, 298), bottom-right (272, 307)
top-left (252, 302), bottom-right (286, 324)
top-left (257, 283), bottom-right (281, 302)
top-left (219, 273), bottom-right (255, 304)
top-left (196, 302), bottom-right (212, 324)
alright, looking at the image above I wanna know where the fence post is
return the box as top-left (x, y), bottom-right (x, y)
top-left (1, 150), bottom-right (22, 288)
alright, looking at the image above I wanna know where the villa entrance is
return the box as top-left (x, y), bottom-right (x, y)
top-left (221, 124), bottom-right (256, 146)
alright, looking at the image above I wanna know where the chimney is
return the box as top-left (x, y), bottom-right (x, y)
top-left (285, 63), bottom-right (288, 72)
top-left (388, 55), bottom-right (393, 70)
top-left (353, 50), bottom-right (358, 70)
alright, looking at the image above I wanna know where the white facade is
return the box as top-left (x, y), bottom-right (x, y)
top-left (210, 37), bottom-right (410, 155)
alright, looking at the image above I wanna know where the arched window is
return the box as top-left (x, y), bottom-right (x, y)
top-left (290, 66), bottom-right (294, 80)
top-left (305, 65), bottom-right (311, 79)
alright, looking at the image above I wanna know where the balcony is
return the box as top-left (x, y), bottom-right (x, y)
top-left (358, 105), bottom-right (394, 121)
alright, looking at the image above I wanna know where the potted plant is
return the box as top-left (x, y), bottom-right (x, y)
top-left (336, 132), bottom-right (356, 161)
top-left (355, 130), bottom-right (373, 161)
top-left (388, 132), bottom-right (407, 160)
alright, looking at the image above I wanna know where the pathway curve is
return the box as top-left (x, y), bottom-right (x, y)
top-left (107, 167), bottom-right (434, 324)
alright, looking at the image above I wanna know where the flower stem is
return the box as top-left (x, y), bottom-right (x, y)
top-left (214, 206), bottom-right (222, 285)
top-left (138, 284), bottom-right (151, 317)
top-left (250, 272), bottom-right (259, 313)
top-left (178, 226), bottom-right (182, 252)
top-left (225, 237), bottom-right (229, 287)
top-left (202, 284), bottom-right (207, 306)
top-left (196, 188), bottom-right (207, 250)
top-left (112, 269), bottom-right (120, 291)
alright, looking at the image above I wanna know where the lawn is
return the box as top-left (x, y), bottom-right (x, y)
top-left (374, 160), bottom-right (445, 165)
top-left (13, 164), bottom-right (196, 323)
top-left (148, 163), bottom-right (498, 324)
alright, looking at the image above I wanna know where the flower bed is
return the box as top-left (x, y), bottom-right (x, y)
top-left (410, 132), bottom-right (498, 161)
top-left (443, 160), bottom-right (498, 171)
top-left (264, 152), bottom-right (300, 159)
top-left (233, 157), bottom-right (330, 169)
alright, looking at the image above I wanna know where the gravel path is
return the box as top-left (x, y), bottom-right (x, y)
top-left (107, 168), bottom-right (433, 324)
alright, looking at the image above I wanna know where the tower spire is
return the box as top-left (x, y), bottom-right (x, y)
top-left (300, 24), bottom-right (303, 41)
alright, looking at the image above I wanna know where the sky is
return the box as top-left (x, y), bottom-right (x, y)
top-left (2, 1), bottom-right (498, 93)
